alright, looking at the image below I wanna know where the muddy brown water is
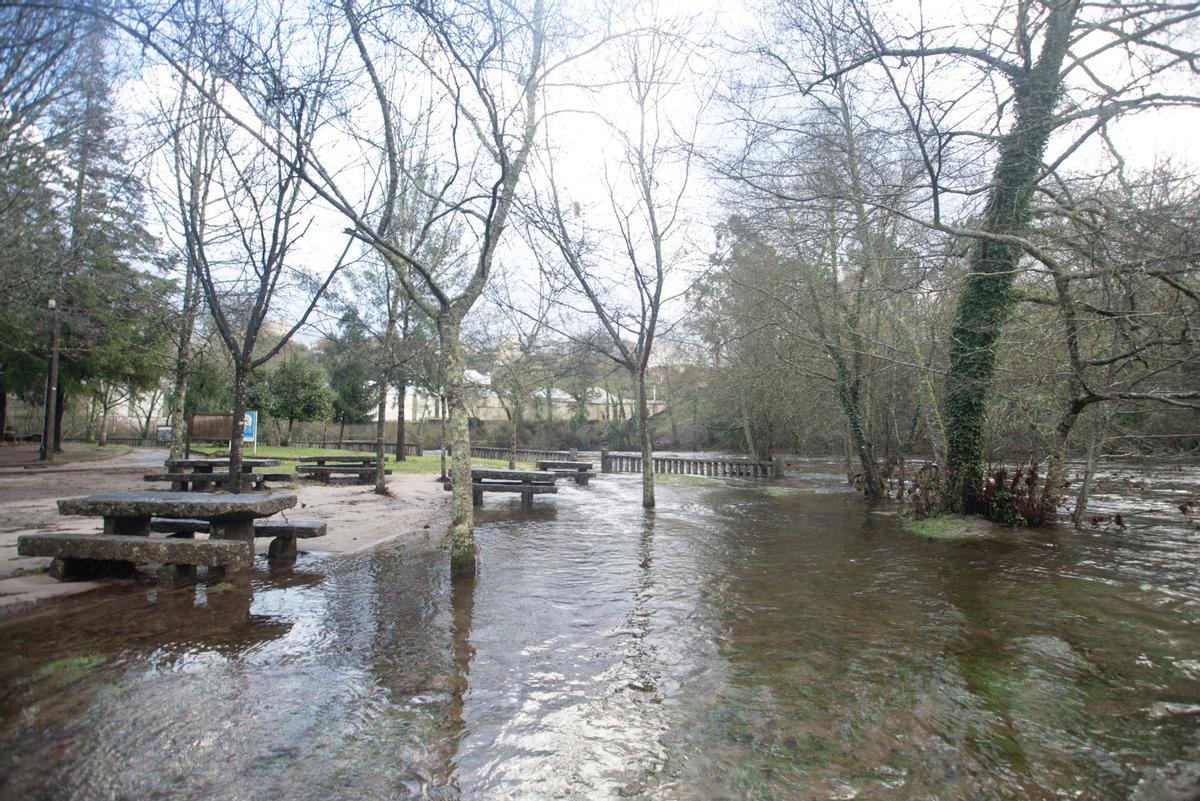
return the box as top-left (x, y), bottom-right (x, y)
top-left (0, 459), bottom-right (1197, 800)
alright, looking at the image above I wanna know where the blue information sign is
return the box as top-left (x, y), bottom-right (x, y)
top-left (242, 411), bottom-right (257, 441)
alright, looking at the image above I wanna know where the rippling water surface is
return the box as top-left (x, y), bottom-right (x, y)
top-left (1, 460), bottom-right (1198, 800)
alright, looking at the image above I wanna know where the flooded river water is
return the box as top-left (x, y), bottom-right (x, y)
top-left (1, 460), bottom-right (1197, 800)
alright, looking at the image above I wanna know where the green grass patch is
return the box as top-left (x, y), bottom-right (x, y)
top-left (902, 514), bottom-right (998, 542)
top-left (34, 654), bottom-right (106, 682)
top-left (193, 447), bottom-right (513, 475)
top-left (208, 581), bottom-right (235, 592)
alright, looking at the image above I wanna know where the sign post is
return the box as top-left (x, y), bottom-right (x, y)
top-left (243, 411), bottom-right (258, 455)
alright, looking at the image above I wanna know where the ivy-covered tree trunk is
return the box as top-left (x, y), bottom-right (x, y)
top-left (942, 0), bottom-right (1079, 513)
top-left (637, 368), bottom-right (655, 509)
top-left (441, 317), bottom-right (476, 575)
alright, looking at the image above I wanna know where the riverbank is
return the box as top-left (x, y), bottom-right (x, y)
top-left (0, 447), bottom-right (451, 612)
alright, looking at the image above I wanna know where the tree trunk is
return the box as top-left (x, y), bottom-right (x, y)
top-left (167, 263), bottom-right (199, 460)
top-left (53, 384), bottom-right (64, 452)
top-left (285, 417), bottom-right (295, 447)
top-left (338, 417), bottom-right (346, 449)
top-left (84, 394), bottom-right (98, 442)
top-left (833, 359), bottom-right (882, 499)
top-left (1072, 407), bottom-right (1112, 529)
top-left (637, 368), bottom-right (655, 509)
top-left (441, 317), bottom-right (476, 575)
top-left (740, 393), bottom-right (758, 460)
top-left (374, 378), bottom-right (388, 496)
top-left (40, 307), bottom-right (61, 461)
top-left (395, 377), bottom-right (407, 461)
top-left (0, 377), bottom-right (6, 437)
top-left (1040, 397), bottom-right (1088, 525)
top-left (97, 387), bottom-right (110, 447)
top-left (507, 408), bottom-right (517, 470)
top-left (229, 364), bottom-right (249, 493)
top-left (942, 0), bottom-right (1079, 512)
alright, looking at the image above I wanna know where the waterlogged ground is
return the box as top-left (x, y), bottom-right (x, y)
top-left (0, 460), bottom-right (1198, 800)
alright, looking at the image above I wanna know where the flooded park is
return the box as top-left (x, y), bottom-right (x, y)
top-left (3, 0), bottom-right (1199, 798)
top-left (1, 455), bottom-right (1197, 800)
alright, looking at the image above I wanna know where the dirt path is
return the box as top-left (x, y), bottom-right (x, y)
top-left (0, 447), bottom-right (450, 611)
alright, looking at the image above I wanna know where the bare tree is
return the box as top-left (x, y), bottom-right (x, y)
top-left (530, 23), bottom-right (698, 509)
top-left (162, 3), bottom-right (349, 489)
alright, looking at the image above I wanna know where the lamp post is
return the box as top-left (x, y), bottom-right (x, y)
top-left (39, 297), bottom-right (61, 461)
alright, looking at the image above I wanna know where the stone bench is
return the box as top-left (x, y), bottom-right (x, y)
top-left (143, 472), bottom-right (290, 491)
top-left (295, 464), bottom-right (392, 485)
top-left (17, 532), bottom-right (252, 587)
top-left (149, 518), bottom-right (327, 560)
top-left (541, 468), bottom-right (597, 485)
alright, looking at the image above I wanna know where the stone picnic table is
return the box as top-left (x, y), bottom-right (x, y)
top-left (58, 491), bottom-right (297, 541)
top-left (296, 455), bottom-right (390, 484)
top-left (535, 459), bottom-right (597, 485)
top-left (19, 491), bottom-right (298, 585)
top-left (165, 457), bottom-right (282, 473)
top-left (149, 458), bottom-right (287, 491)
top-left (297, 455), bottom-right (375, 466)
top-left (454, 467), bottom-right (558, 508)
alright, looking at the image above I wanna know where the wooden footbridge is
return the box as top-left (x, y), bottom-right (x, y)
top-left (465, 444), bottom-right (783, 480)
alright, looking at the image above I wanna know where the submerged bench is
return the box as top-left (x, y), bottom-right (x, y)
top-left (535, 460), bottom-right (597, 486)
top-left (149, 517), bottom-right (326, 560)
top-left (17, 532), bottom-right (252, 586)
top-left (296, 464), bottom-right (392, 485)
top-left (449, 468), bottom-right (558, 508)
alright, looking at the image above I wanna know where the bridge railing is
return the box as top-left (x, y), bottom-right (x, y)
top-left (469, 445), bottom-right (575, 462)
top-left (600, 450), bottom-right (783, 479)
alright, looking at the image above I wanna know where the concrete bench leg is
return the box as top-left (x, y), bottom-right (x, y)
top-left (472, 488), bottom-right (483, 507)
top-left (268, 535), bottom-right (297, 562)
top-left (211, 520), bottom-right (254, 542)
top-left (157, 563), bottom-right (197, 587)
top-left (521, 490), bottom-right (533, 508)
top-left (208, 520), bottom-right (255, 578)
top-left (574, 476), bottom-right (589, 486)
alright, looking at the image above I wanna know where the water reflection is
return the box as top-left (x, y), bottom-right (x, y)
top-left (0, 463), bottom-right (1197, 800)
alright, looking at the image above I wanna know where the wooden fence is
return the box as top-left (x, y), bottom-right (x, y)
top-left (284, 440), bottom-right (422, 455)
top-left (601, 451), bottom-right (783, 478)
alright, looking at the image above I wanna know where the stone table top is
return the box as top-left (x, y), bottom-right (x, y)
top-left (471, 467), bottom-right (556, 482)
top-left (535, 460), bottom-right (594, 470)
top-left (297, 455), bottom-right (376, 464)
top-left (164, 458), bottom-right (281, 468)
top-left (58, 491), bottom-right (297, 521)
